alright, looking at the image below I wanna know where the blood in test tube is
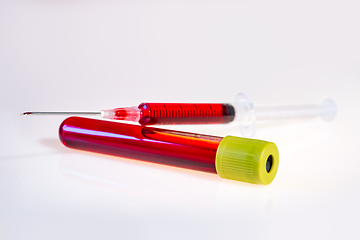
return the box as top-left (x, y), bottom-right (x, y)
top-left (59, 117), bottom-right (279, 184)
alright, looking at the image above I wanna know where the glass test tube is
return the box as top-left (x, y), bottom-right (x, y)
top-left (59, 117), bottom-right (279, 185)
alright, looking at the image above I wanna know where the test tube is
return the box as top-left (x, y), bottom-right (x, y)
top-left (59, 117), bottom-right (279, 185)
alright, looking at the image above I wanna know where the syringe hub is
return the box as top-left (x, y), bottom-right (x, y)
top-left (101, 106), bottom-right (141, 122)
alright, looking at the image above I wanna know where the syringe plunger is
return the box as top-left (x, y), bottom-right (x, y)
top-left (234, 93), bottom-right (337, 137)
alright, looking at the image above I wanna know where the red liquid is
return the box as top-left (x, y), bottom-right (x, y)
top-left (113, 108), bottom-right (128, 120)
top-left (136, 103), bottom-right (235, 125)
top-left (59, 117), bottom-right (223, 173)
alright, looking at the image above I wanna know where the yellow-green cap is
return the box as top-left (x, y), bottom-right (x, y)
top-left (215, 136), bottom-right (279, 185)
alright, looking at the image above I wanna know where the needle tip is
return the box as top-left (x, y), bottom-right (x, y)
top-left (22, 112), bottom-right (32, 116)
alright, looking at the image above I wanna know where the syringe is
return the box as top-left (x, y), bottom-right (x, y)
top-left (23, 103), bottom-right (236, 125)
top-left (23, 93), bottom-right (336, 137)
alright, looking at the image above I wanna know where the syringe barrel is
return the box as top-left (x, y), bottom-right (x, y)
top-left (137, 103), bottom-right (235, 125)
top-left (59, 117), bottom-right (279, 184)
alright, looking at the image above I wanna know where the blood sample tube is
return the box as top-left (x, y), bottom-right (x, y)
top-left (59, 117), bottom-right (279, 185)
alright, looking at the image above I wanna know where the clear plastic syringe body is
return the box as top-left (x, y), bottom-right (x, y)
top-left (234, 93), bottom-right (337, 137)
top-left (101, 103), bottom-right (236, 125)
top-left (23, 93), bottom-right (336, 137)
top-left (100, 94), bottom-right (336, 137)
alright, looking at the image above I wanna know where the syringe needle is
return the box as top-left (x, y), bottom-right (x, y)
top-left (21, 111), bottom-right (102, 116)
top-left (22, 107), bottom-right (141, 122)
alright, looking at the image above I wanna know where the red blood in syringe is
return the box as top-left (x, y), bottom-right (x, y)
top-left (111, 103), bottom-right (235, 125)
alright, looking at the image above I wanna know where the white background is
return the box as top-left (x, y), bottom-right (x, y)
top-left (1, 0), bottom-right (360, 239)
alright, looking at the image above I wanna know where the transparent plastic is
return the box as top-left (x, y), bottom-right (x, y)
top-left (138, 103), bottom-right (235, 125)
top-left (101, 106), bottom-right (140, 122)
top-left (99, 95), bottom-right (336, 136)
top-left (101, 103), bottom-right (235, 125)
top-left (25, 93), bottom-right (336, 137)
top-left (234, 93), bottom-right (337, 137)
